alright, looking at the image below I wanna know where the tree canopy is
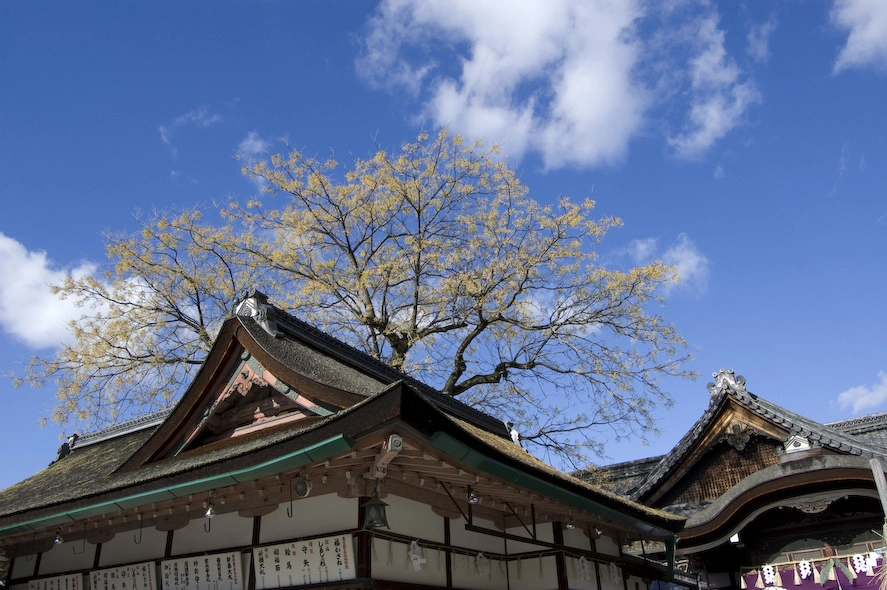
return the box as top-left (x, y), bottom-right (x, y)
top-left (21, 129), bottom-right (693, 466)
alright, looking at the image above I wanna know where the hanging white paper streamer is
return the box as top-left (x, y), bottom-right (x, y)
top-left (853, 555), bottom-right (867, 574)
top-left (609, 562), bottom-right (622, 585)
top-left (408, 541), bottom-right (426, 572)
top-left (476, 553), bottom-right (491, 577)
top-left (799, 561), bottom-right (812, 580)
top-left (578, 557), bottom-right (592, 582)
top-left (763, 565), bottom-right (776, 585)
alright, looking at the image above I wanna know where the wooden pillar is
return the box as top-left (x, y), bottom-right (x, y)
top-left (3, 555), bottom-right (13, 588)
top-left (552, 521), bottom-right (568, 590)
top-left (590, 533), bottom-right (602, 590)
top-left (248, 516), bottom-right (261, 590)
top-left (93, 543), bottom-right (102, 569)
top-left (356, 496), bottom-right (372, 580)
top-left (444, 517), bottom-right (453, 588)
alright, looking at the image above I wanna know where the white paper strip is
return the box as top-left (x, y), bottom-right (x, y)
top-left (29, 574), bottom-right (82, 590)
top-left (90, 562), bottom-right (156, 590)
top-left (253, 534), bottom-right (355, 589)
top-left (160, 552), bottom-right (242, 590)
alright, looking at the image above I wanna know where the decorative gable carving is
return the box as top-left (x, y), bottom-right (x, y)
top-left (172, 350), bottom-right (337, 454)
top-left (783, 434), bottom-right (813, 454)
top-left (723, 423), bottom-right (754, 451)
top-left (658, 437), bottom-right (782, 508)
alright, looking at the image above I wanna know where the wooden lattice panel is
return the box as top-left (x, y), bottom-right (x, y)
top-left (658, 437), bottom-right (781, 507)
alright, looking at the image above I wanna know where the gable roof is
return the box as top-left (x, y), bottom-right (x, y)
top-left (625, 369), bottom-right (887, 503)
top-left (236, 292), bottom-right (510, 437)
top-left (0, 381), bottom-right (683, 539)
top-left (0, 293), bottom-right (682, 543)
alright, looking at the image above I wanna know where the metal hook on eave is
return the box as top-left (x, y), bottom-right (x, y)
top-left (286, 479), bottom-right (294, 519)
top-left (134, 514), bottom-right (143, 544)
top-left (72, 523), bottom-right (87, 554)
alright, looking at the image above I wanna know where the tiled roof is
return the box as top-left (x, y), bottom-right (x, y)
top-left (594, 455), bottom-right (664, 497)
top-left (246, 294), bottom-right (510, 437)
top-left (626, 370), bottom-right (887, 502)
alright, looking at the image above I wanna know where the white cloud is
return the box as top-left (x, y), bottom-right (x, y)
top-left (713, 163), bottom-right (725, 179)
top-left (360, 0), bottom-right (647, 168)
top-left (360, 1), bottom-right (758, 168)
top-left (662, 233), bottom-right (710, 295)
top-left (0, 233), bottom-right (97, 349)
top-left (624, 237), bottom-right (658, 264)
top-left (236, 131), bottom-right (272, 166)
top-left (836, 371), bottom-right (887, 413)
top-left (832, 0), bottom-right (887, 74)
top-left (617, 233), bottom-right (709, 296)
top-left (747, 17), bottom-right (778, 64)
top-left (158, 105), bottom-right (222, 157)
top-left (667, 15), bottom-right (761, 159)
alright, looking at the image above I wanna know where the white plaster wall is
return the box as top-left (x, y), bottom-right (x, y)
top-left (595, 534), bottom-right (620, 556)
top-left (449, 516), bottom-right (506, 554)
top-left (98, 525), bottom-right (167, 567)
top-left (565, 555), bottom-right (598, 590)
top-left (383, 494), bottom-right (445, 543)
top-left (505, 555), bottom-right (558, 590)
top-left (502, 522), bottom-right (554, 554)
top-left (37, 540), bottom-right (95, 575)
top-left (260, 495), bottom-right (358, 544)
top-left (626, 575), bottom-right (646, 590)
top-left (171, 512), bottom-right (252, 556)
top-left (450, 550), bottom-right (505, 590)
top-left (11, 554), bottom-right (37, 579)
top-left (369, 536), bottom-right (447, 586)
top-left (562, 526), bottom-right (593, 550)
top-left (597, 561), bottom-right (626, 590)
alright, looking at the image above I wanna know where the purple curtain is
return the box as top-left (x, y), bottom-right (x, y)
top-left (742, 564), bottom-right (882, 590)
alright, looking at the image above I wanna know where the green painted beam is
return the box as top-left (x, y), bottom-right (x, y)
top-left (0, 434), bottom-right (356, 537)
top-left (429, 431), bottom-right (674, 537)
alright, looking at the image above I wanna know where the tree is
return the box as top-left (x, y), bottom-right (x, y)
top-left (23, 129), bottom-right (693, 466)
top-left (19, 211), bottom-right (268, 425)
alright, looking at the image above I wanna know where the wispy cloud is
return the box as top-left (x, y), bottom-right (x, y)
top-left (624, 237), bottom-right (659, 265)
top-left (0, 233), bottom-right (96, 349)
top-left (831, 0), bottom-right (887, 74)
top-left (662, 233), bottom-right (710, 295)
top-left (667, 14), bottom-right (761, 159)
top-left (158, 105), bottom-right (222, 158)
top-left (359, 1), bottom-right (648, 168)
top-left (619, 233), bottom-right (709, 296)
top-left (836, 371), bottom-right (887, 413)
top-left (359, 1), bottom-right (758, 168)
top-left (747, 16), bottom-right (778, 64)
top-left (236, 131), bottom-right (272, 167)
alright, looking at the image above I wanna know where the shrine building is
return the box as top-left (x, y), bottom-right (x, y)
top-left (0, 292), bottom-right (688, 590)
top-left (599, 369), bottom-right (887, 590)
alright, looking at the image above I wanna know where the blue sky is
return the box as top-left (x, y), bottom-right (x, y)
top-left (1, 0), bottom-right (885, 490)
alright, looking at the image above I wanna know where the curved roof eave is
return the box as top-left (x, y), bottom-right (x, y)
top-left (631, 370), bottom-right (887, 501)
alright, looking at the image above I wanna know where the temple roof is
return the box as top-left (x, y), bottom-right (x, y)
top-left (0, 293), bottom-right (683, 541)
top-left (601, 370), bottom-right (887, 503)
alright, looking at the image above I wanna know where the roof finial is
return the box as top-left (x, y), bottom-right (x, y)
top-left (707, 368), bottom-right (747, 397)
top-left (233, 289), bottom-right (281, 338)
